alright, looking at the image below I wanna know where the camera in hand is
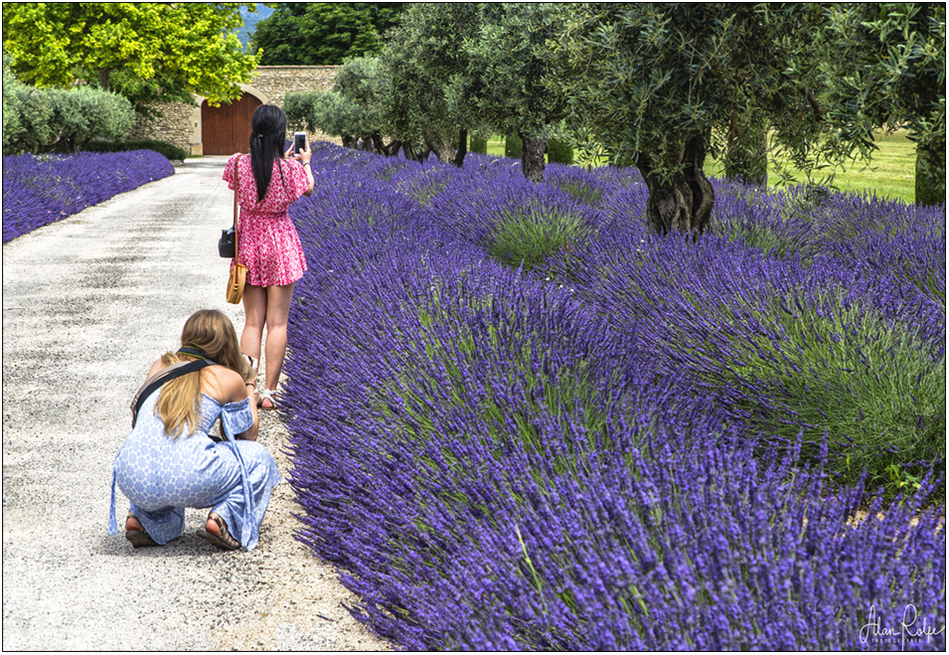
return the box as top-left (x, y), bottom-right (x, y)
top-left (294, 132), bottom-right (306, 154)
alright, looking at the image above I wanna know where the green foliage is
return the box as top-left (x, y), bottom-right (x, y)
top-left (464, 4), bottom-right (565, 138)
top-left (332, 56), bottom-right (386, 135)
top-left (551, 122), bottom-right (609, 171)
top-left (376, 3), bottom-right (487, 161)
top-left (316, 91), bottom-right (365, 146)
top-left (817, 3), bottom-right (946, 206)
top-left (376, 14), bottom-right (459, 154)
top-left (469, 133), bottom-right (488, 155)
top-left (504, 133), bottom-right (523, 159)
top-left (484, 203), bottom-right (593, 274)
top-left (284, 91), bottom-right (322, 133)
top-left (286, 57), bottom-right (387, 149)
top-left (688, 293), bottom-right (945, 494)
top-left (84, 138), bottom-right (187, 161)
top-left (376, 3), bottom-right (563, 172)
top-left (2, 3), bottom-right (259, 117)
top-left (3, 81), bottom-right (134, 155)
top-left (546, 138), bottom-right (574, 165)
top-left (723, 121), bottom-right (767, 187)
top-left (544, 4), bottom-right (830, 182)
top-left (252, 2), bottom-right (405, 65)
top-left (916, 146), bottom-right (944, 206)
top-left (2, 51), bottom-right (24, 153)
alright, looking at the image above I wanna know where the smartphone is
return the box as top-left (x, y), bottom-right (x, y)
top-left (294, 132), bottom-right (306, 155)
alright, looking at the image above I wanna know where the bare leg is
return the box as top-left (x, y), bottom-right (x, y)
top-left (262, 283), bottom-right (295, 404)
top-left (241, 284), bottom-right (268, 364)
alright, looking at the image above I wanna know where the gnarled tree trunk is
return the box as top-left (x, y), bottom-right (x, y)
top-left (520, 133), bottom-right (547, 183)
top-left (426, 137), bottom-right (456, 163)
top-left (453, 128), bottom-right (468, 167)
top-left (402, 141), bottom-right (433, 163)
top-left (639, 136), bottom-right (714, 236)
top-left (370, 133), bottom-right (402, 157)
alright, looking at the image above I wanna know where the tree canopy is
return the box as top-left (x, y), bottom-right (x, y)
top-left (2, 2), bottom-right (260, 116)
top-left (371, 3), bottom-right (565, 176)
top-left (251, 2), bottom-right (405, 65)
top-left (544, 3), bottom-right (845, 234)
top-left (277, 2), bottom-right (943, 219)
top-left (817, 2), bottom-right (945, 206)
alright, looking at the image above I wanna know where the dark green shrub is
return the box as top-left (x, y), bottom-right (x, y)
top-left (84, 138), bottom-right (187, 161)
top-left (284, 91), bottom-right (322, 132)
top-left (470, 132), bottom-right (488, 154)
top-left (2, 53), bottom-right (25, 154)
top-left (915, 142), bottom-right (946, 207)
top-left (546, 138), bottom-right (574, 165)
top-left (504, 133), bottom-right (522, 159)
top-left (4, 83), bottom-right (134, 154)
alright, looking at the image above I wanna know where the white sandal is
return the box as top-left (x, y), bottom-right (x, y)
top-left (257, 388), bottom-right (278, 411)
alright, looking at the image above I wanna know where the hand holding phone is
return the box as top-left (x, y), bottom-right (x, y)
top-left (294, 132), bottom-right (306, 155)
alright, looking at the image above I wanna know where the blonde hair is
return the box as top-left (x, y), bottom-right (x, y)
top-left (154, 309), bottom-right (252, 439)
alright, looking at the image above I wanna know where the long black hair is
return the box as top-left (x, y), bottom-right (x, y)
top-left (249, 104), bottom-right (288, 203)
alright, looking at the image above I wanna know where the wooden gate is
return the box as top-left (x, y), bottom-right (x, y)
top-left (201, 94), bottom-right (262, 155)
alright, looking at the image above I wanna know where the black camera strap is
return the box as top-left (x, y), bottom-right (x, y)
top-left (130, 359), bottom-right (213, 428)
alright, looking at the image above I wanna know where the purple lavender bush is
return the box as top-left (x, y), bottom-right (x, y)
top-left (280, 143), bottom-right (945, 650)
top-left (2, 149), bottom-right (174, 243)
top-left (563, 226), bottom-right (945, 491)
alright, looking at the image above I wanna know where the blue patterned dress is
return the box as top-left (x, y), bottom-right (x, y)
top-left (108, 391), bottom-right (280, 550)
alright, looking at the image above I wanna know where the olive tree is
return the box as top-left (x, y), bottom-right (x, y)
top-left (375, 3), bottom-right (488, 166)
top-left (3, 61), bottom-right (134, 155)
top-left (545, 3), bottom-right (829, 235)
top-left (374, 17), bottom-right (464, 163)
top-left (375, 3), bottom-right (565, 178)
top-left (462, 3), bottom-right (566, 181)
top-left (818, 3), bottom-right (945, 206)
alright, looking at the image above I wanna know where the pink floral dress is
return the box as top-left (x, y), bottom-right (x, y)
top-left (223, 154), bottom-right (308, 287)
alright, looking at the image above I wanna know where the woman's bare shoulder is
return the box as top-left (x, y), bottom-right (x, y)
top-left (201, 365), bottom-right (246, 403)
top-left (146, 357), bottom-right (166, 378)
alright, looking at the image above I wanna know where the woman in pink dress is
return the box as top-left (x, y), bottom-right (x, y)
top-left (223, 105), bottom-right (314, 410)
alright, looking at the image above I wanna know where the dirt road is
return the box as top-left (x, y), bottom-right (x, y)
top-left (2, 156), bottom-right (389, 651)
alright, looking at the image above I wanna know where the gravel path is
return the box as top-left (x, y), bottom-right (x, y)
top-left (2, 157), bottom-right (391, 651)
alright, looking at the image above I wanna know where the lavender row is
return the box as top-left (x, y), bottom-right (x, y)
top-left (2, 150), bottom-right (175, 243)
top-left (299, 145), bottom-right (945, 486)
top-left (281, 144), bottom-right (945, 649)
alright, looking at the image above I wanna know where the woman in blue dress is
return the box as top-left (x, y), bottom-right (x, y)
top-left (108, 309), bottom-right (281, 551)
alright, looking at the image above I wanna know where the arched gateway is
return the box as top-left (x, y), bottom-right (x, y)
top-left (200, 92), bottom-right (264, 155)
top-left (127, 68), bottom-right (338, 155)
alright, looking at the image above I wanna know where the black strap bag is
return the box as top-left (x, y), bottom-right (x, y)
top-left (130, 359), bottom-right (213, 428)
top-left (218, 227), bottom-right (236, 258)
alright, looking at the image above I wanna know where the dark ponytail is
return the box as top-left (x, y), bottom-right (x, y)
top-left (249, 104), bottom-right (288, 203)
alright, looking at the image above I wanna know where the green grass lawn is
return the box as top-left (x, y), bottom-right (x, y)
top-left (481, 131), bottom-right (918, 204)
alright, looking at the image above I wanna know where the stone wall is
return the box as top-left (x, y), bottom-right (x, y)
top-left (251, 65), bottom-right (337, 104)
top-left (124, 65), bottom-right (341, 155)
top-left (247, 66), bottom-right (341, 147)
top-left (125, 102), bottom-right (198, 154)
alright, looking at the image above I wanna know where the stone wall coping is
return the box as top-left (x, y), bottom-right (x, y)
top-left (255, 65), bottom-right (340, 70)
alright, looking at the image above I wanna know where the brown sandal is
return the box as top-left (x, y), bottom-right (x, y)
top-left (125, 514), bottom-right (159, 548)
top-left (196, 513), bottom-right (241, 551)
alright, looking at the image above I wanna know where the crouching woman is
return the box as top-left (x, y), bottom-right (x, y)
top-left (108, 309), bottom-right (280, 551)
